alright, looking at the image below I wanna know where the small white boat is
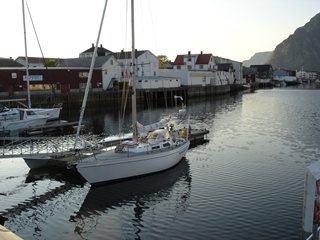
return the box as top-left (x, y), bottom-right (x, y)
top-left (31, 104), bottom-right (62, 121)
top-left (0, 98), bottom-right (62, 123)
top-left (0, 108), bottom-right (49, 131)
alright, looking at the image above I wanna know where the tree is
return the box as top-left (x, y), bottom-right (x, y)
top-left (157, 55), bottom-right (169, 64)
top-left (44, 59), bottom-right (57, 67)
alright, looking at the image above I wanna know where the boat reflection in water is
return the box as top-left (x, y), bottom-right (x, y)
top-left (25, 165), bottom-right (86, 186)
top-left (72, 158), bottom-right (191, 239)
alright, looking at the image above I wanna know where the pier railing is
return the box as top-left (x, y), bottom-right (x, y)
top-left (0, 135), bottom-right (102, 158)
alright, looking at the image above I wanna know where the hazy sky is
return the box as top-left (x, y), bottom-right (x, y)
top-left (1, 0), bottom-right (319, 63)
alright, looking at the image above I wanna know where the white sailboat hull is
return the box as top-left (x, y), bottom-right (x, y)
top-left (76, 141), bottom-right (190, 186)
top-left (24, 155), bottom-right (51, 169)
top-left (32, 107), bottom-right (61, 121)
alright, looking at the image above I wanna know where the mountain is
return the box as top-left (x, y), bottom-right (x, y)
top-left (265, 12), bottom-right (320, 71)
top-left (242, 52), bottom-right (272, 67)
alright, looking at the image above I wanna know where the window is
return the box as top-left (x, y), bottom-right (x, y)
top-left (187, 65), bottom-right (192, 70)
top-left (79, 72), bottom-right (89, 78)
top-left (110, 60), bottom-right (113, 65)
top-left (163, 142), bottom-right (170, 147)
top-left (154, 71), bottom-right (156, 76)
top-left (188, 58), bottom-right (191, 61)
top-left (104, 69), bottom-right (108, 75)
top-left (177, 66), bottom-right (181, 69)
top-left (199, 65), bottom-right (203, 69)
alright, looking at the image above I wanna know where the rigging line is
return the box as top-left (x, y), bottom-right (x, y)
top-left (147, 0), bottom-right (159, 55)
top-left (25, 0), bottom-right (56, 107)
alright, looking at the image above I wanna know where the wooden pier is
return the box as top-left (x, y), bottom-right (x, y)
top-left (0, 120), bottom-right (84, 137)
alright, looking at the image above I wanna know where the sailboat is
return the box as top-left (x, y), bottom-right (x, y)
top-left (18, 0), bottom-right (62, 121)
top-left (75, 0), bottom-right (190, 186)
top-left (0, 1), bottom-right (60, 132)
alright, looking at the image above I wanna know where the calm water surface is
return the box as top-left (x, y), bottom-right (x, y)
top-left (1, 83), bottom-right (320, 239)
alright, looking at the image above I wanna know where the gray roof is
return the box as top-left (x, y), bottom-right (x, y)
top-left (111, 50), bottom-right (147, 60)
top-left (243, 67), bottom-right (256, 75)
top-left (81, 45), bottom-right (113, 56)
top-left (58, 55), bottom-right (113, 68)
top-left (0, 58), bottom-right (23, 67)
top-left (217, 63), bottom-right (232, 71)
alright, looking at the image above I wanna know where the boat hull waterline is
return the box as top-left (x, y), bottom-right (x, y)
top-left (76, 141), bottom-right (190, 186)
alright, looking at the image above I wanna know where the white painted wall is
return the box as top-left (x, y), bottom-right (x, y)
top-left (101, 56), bottom-right (119, 90)
top-left (135, 77), bottom-right (180, 89)
top-left (136, 51), bottom-right (159, 77)
top-left (159, 68), bottom-right (189, 86)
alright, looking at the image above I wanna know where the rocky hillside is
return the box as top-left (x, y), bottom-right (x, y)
top-left (242, 52), bottom-right (272, 67)
top-left (265, 12), bottom-right (320, 71)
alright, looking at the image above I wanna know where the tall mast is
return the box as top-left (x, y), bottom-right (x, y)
top-left (131, 0), bottom-right (137, 141)
top-left (73, 0), bottom-right (108, 149)
top-left (22, 0), bottom-right (31, 108)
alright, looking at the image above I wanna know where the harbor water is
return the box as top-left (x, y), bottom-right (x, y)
top-left (1, 83), bottom-right (320, 239)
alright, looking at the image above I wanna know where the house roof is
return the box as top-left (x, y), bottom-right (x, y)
top-left (173, 53), bottom-right (212, 65)
top-left (173, 55), bottom-right (184, 65)
top-left (58, 55), bottom-right (113, 68)
top-left (195, 54), bottom-right (212, 64)
top-left (218, 63), bottom-right (232, 71)
top-left (81, 44), bottom-right (113, 56)
top-left (15, 56), bottom-right (66, 65)
top-left (0, 58), bottom-right (23, 67)
top-left (111, 50), bottom-right (147, 60)
top-left (243, 67), bottom-right (256, 75)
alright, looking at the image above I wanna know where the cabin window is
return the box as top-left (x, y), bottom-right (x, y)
top-left (152, 145), bottom-right (160, 150)
top-left (163, 142), bottom-right (170, 147)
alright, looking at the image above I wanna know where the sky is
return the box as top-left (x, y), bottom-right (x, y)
top-left (1, 0), bottom-right (319, 63)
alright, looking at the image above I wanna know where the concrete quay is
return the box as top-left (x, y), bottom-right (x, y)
top-left (0, 225), bottom-right (22, 240)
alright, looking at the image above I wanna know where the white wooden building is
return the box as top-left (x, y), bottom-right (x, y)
top-left (161, 51), bottom-right (241, 86)
top-left (135, 76), bottom-right (180, 89)
top-left (296, 70), bottom-right (318, 81)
